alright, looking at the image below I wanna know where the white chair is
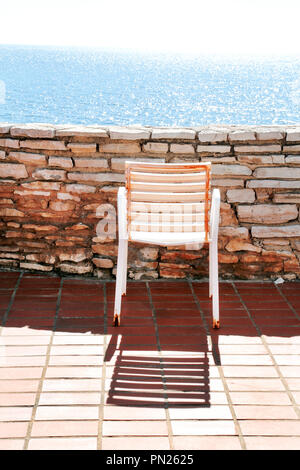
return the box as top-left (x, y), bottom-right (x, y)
top-left (113, 161), bottom-right (221, 328)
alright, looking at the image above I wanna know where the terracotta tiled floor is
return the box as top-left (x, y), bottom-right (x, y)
top-left (1, 271), bottom-right (300, 450)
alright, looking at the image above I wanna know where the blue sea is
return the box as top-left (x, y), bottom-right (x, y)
top-left (0, 44), bottom-right (299, 126)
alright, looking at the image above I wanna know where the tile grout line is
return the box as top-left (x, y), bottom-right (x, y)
top-left (146, 281), bottom-right (174, 451)
top-left (23, 276), bottom-right (64, 450)
top-left (0, 271), bottom-right (24, 332)
top-left (275, 283), bottom-right (300, 322)
top-left (271, 283), bottom-right (300, 419)
top-left (232, 281), bottom-right (300, 421)
top-left (97, 281), bottom-right (107, 450)
top-left (188, 280), bottom-right (247, 450)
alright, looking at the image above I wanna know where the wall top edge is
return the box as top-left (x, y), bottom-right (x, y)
top-left (0, 122), bottom-right (300, 141)
top-left (1, 122), bottom-right (300, 129)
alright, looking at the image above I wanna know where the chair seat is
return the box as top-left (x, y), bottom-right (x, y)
top-left (129, 230), bottom-right (209, 246)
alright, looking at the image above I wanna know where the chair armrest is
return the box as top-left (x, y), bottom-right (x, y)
top-left (118, 186), bottom-right (128, 240)
top-left (210, 188), bottom-right (220, 241)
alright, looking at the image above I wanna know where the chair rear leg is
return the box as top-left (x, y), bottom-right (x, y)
top-left (211, 241), bottom-right (220, 329)
top-left (121, 239), bottom-right (128, 297)
top-left (113, 239), bottom-right (125, 326)
top-left (209, 242), bottom-right (213, 298)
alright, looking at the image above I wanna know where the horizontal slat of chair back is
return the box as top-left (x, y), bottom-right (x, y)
top-left (130, 171), bottom-right (207, 183)
top-left (125, 162), bottom-right (211, 238)
top-left (131, 211), bottom-right (207, 233)
top-left (126, 162), bottom-right (210, 172)
top-left (131, 191), bottom-right (208, 203)
top-left (131, 223), bottom-right (206, 233)
top-left (131, 211), bottom-right (206, 223)
top-left (131, 201), bottom-right (206, 213)
top-left (131, 181), bottom-right (206, 193)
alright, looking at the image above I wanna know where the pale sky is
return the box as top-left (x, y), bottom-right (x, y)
top-left (0, 0), bottom-right (299, 55)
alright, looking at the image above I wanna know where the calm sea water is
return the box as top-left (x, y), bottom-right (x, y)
top-left (0, 45), bottom-right (299, 126)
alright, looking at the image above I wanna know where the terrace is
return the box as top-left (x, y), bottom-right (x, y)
top-left (0, 270), bottom-right (300, 450)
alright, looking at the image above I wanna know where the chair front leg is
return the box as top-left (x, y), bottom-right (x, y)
top-left (209, 241), bottom-right (213, 298)
top-left (210, 188), bottom-right (220, 329)
top-left (211, 238), bottom-right (219, 329)
top-left (113, 239), bottom-right (126, 326)
top-left (121, 239), bottom-right (128, 297)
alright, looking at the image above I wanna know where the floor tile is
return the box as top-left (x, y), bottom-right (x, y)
top-left (1, 273), bottom-right (300, 450)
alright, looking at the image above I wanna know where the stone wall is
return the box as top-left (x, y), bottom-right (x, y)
top-left (1, 122), bottom-right (300, 280)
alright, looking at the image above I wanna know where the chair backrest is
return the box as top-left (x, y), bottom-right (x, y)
top-left (125, 161), bottom-right (211, 242)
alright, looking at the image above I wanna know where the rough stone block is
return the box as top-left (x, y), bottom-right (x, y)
top-left (286, 128), bottom-right (300, 142)
top-left (10, 124), bottom-right (55, 139)
top-left (57, 262), bottom-right (93, 274)
top-left (32, 169), bottom-right (66, 181)
top-left (283, 145), bottom-right (300, 153)
top-left (256, 130), bottom-right (285, 141)
top-left (235, 145), bottom-right (281, 154)
top-left (109, 126), bottom-right (151, 140)
top-left (212, 164), bottom-right (252, 176)
top-left (0, 197), bottom-right (13, 205)
top-left (252, 225), bottom-right (300, 238)
top-left (0, 124), bottom-right (11, 134)
top-left (9, 151), bottom-right (47, 165)
top-left (139, 247), bottom-right (159, 260)
top-left (0, 163), bottom-right (28, 179)
top-left (225, 239), bottom-right (261, 253)
top-left (159, 262), bottom-right (189, 278)
top-left (67, 172), bottom-right (125, 183)
top-left (67, 143), bottom-right (97, 153)
top-left (92, 244), bottom-right (118, 256)
top-left (65, 184), bottom-right (96, 193)
top-left (0, 139), bottom-right (20, 149)
top-left (285, 155), bottom-right (300, 163)
top-left (111, 157), bottom-right (164, 171)
top-left (48, 156), bottom-right (73, 168)
top-left (197, 130), bottom-right (228, 143)
top-left (219, 226), bottom-right (249, 239)
top-left (227, 189), bottom-right (255, 203)
top-left (0, 208), bottom-right (25, 217)
top-left (220, 202), bottom-right (238, 226)
top-left (23, 224), bottom-right (58, 232)
top-left (14, 190), bottom-right (50, 197)
top-left (151, 128), bottom-right (196, 140)
top-left (197, 145), bottom-right (231, 154)
top-left (64, 223), bottom-right (89, 231)
top-left (21, 181), bottom-right (61, 190)
top-left (237, 204), bottom-right (298, 224)
top-left (99, 143), bottom-right (141, 154)
top-left (73, 158), bottom-right (108, 168)
top-left (273, 193), bottom-right (300, 203)
top-left (218, 253), bottom-right (239, 263)
top-left (237, 154), bottom-right (278, 165)
top-left (92, 257), bottom-right (114, 268)
top-left (55, 126), bottom-right (108, 138)
top-left (59, 250), bottom-right (90, 262)
top-left (49, 201), bottom-right (76, 211)
top-left (142, 142), bottom-right (168, 153)
top-left (228, 130), bottom-right (256, 142)
top-left (57, 192), bottom-right (80, 202)
top-left (26, 253), bottom-right (56, 264)
top-left (211, 178), bottom-right (244, 187)
top-left (253, 167), bottom-right (300, 179)
top-left (202, 156), bottom-right (236, 163)
top-left (284, 258), bottom-right (300, 273)
top-left (20, 262), bottom-right (53, 271)
top-left (247, 179), bottom-right (300, 189)
top-left (20, 140), bottom-right (66, 151)
top-left (170, 144), bottom-right (195, 154)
